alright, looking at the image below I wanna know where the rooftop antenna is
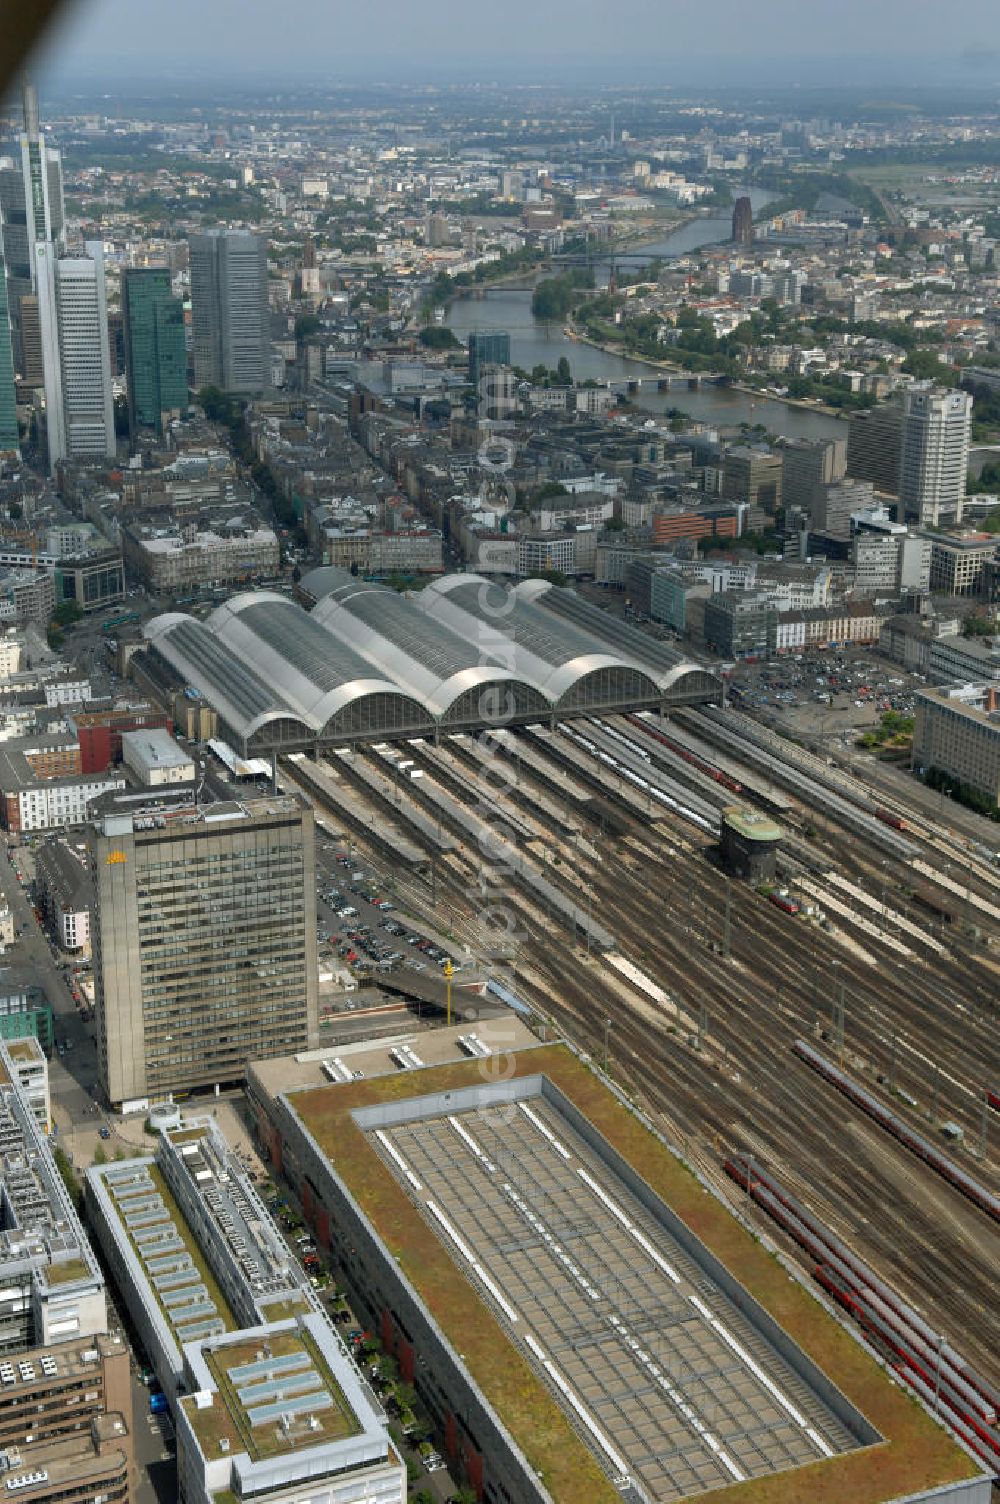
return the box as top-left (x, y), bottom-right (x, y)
top-left (21, 77), bottom-right (39, 138)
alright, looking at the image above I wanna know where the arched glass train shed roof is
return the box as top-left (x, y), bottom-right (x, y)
top-left (142, 613), bottom-right (312, 746)
top-left (311, 575), bottom-right (551, 723)
top-left (143, 576), bottom-right (721, 752)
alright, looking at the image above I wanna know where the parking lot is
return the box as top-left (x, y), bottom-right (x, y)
top-left (312, 836), bottom-right (461, 1013)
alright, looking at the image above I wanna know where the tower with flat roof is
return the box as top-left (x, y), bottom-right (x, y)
top-left (190, 229), bottom-right (269, 395)
top-left (89, 792), bottom-right (318, 1108)
top-left (122, 267), bottom-right (188, 439)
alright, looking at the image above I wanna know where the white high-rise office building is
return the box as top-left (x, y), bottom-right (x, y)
top-left (899, 385), bottom-right (971, 527)
top-left (0, 78), bottom-right (65, 371)
top-left (189, 229), bottom-right (269, 394)
top-left (36, 240), bottom-right (115, 472)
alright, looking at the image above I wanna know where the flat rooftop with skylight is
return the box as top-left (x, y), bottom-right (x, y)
top-left (265, 1045), bottom-right (989, 1504)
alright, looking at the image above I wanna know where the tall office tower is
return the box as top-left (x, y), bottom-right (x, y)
top-left (780, 436), bottom-right (846, 515)
top-left (846, 400), bottom-right (903, 497)
top-left (0, 222), bottom-right (18, 453)
top-left (189, 229), bottom-right (269, 394)
top-left (121, 267), bottom-right (187, 439)
top-left (89, 792), bottom-right (319, 1108)
top-left (36, 240), bottom-right (115, 472)
top-left (0, 78), bottom-right (65, 370)
top-left (899, 385), bottom-right (972, 527)
top-left (722, 445), bottom-right (783, 514)
top-left (731, 195), bottom-right (754, 245)
top-left (17, 294), bottom-right (43, 384)
top-left (468, 328), bottom-right (511, 390)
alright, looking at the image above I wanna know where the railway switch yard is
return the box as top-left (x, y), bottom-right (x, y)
top-left (280, 698), bottom-right (1000, 1488)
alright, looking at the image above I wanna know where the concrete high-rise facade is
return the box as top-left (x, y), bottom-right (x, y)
top-left (36, 240), bottom-right (115, 472)
top-left (18, 294), bottom-right (43, 385)
top-left (0, 79), bottom-right (65, 373)
top-left (122, 267), bottom-right (187, 438)
top-left (899, 385), bottom-right (971, 526)
top-left (731, 196), bottom-right (754, 245)
top-left (846, 400), bottom-right (904, 497)
top-left (468, 329), bottom-right (511, 391)
top-left (89, 793), bottom-right (318, 1108)
top-left (780, 436), bottom-right (846, 516)
top-left (722, 446), bottom-right (783, 515)
top-left (189, 229), bottom-right (269, 394)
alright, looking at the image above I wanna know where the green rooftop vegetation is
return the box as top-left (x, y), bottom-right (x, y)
top-left (44, 1256), bottom-right (90, 1287)
top-left (186, 1326), bottom-right (360, 1464)
top-left (292, 1045), bottom-right (981, 1504)
top-left (107, 1162), bottom-right (237, 1342)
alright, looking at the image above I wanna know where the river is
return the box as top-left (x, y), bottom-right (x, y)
top-left (447, 188), bottom-right (847, 442)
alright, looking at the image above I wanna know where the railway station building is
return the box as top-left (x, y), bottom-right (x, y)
top-left (138, 572), bottom-right (722, 756)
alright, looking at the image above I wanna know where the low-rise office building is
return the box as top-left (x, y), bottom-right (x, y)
top-left (3, 1037), bottom-right (51, 1131)
top-left (86, 1118), bottom-right (405, 1504)
top-left (913, 683), bottom-right (1000, 805)
top-left (0, 1041), bottom-right (107, 1352)
top-left (0, 1330), bottom-right (131, 1489)
top-left (120, 727), bottom-right (195, 786)
top-left (247, 1040), bottom-right (987, 1504)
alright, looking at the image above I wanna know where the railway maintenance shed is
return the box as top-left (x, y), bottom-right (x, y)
top-left (249, 1042), bottom-right (989, 1504)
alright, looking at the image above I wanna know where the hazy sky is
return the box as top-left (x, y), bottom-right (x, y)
top-left (34, 0), bottom-right (1000, 85)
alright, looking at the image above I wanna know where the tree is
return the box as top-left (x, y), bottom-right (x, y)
top-left (53, 599), bottom-right (83, 629)
top-left (294, 313), bottom-right (321, 340)
top-left (555, 355), bottom-right (572, 386)
top-left (52, 1146), bottom-right (81, 1210)
top-left (902, 348), bottom-right (956, 384)
top-left (418, 325), bottom-right (461, 350)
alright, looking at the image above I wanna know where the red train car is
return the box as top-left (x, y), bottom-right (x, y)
top-left (768, 893), bottom-right (800, 915)
top-left (987, 1088), bottom-right (1000, 1114)
top-left (874, 807), bottom-right (907, 830)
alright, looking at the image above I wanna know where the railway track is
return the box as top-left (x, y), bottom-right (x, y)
top-left (299, 727), bottom-right (1000, 1387)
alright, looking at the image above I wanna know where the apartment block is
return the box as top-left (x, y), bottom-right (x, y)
top-left (122, 523), bottom-right (280, 595)
top-left (34, 838), bottom-right (92, 952)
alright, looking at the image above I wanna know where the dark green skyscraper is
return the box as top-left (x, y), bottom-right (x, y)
top-left (122, 268), bottom-right (187, 439)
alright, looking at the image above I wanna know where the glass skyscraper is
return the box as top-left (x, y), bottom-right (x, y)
top-left (0, 80), bottom-right (64, 375)
top-left (122, 268), bottom-right (188, 437)
top-left (467, 329), bottom-right (511, 391)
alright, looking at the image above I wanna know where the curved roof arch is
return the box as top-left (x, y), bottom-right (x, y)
top-left (312, 581), bottom-right (546, 717)
top-left (526, 579), bottom-right (723, 698)
top-left (143, 612), bottom-right (311, 745)
top-left (208, 593), bottom-right (426, 731)
top-left (417, 576), bottom-right (659, 706)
